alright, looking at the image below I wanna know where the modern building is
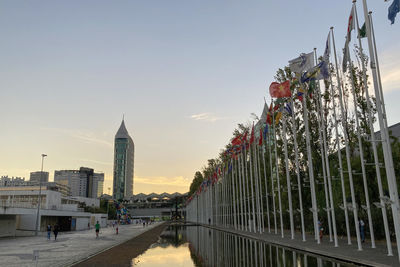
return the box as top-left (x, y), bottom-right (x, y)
top-left (0, 180), bottom-right (71, 197)
top-left (54, 168), bottom-right (104, 198)
top-left (0, 176), bottom-right (26, 187)
top-left (113, 119), bottom-right (134, 200)
top-left (0, 187), bottom-right (106, 237)
top-left (29, 171), bottom-right (49, 183)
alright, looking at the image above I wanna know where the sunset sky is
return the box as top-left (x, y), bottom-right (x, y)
top-left (1, 1), bottom-right (399, 194)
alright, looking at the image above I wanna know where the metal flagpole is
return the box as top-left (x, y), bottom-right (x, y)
top-left (301, 82), bottom-right (320, 243)
top-left (331, 27), bottom-right (363, 251)
top-left (282, 113), bottom-right (295, 239)
top-left (350, 2), bottom-right (376, 248)
top-left (244, 146), bottom-right (252, 232)
top-left (252, 141), bottom-right (261, 233)
top-left (315, 52), bottom-right (338, 246)
top-left (249, 138), bottom-right (257, 233)
top-left (268, 124), bottom-right (278, 234)
top-left (241, 150), bottom-right (248, 231)
top-left (367, 6), bottom-right (400, 258)
top-left (262, 133), bottom-right (271, 233)
top-left (256, 144), bottom-right (265, 233)
top-left (273, 106), bottom-right (284, 238)
top-left (289, 97), bottom-right (306, 241)
top-left (329, 27), bottom-right (351, 245)
top-left (238, 153), bottom-right (245, 231)
top-left (313, 48), bottom-right (333, 243)
top-left (358, 10), bottom-right (392, 254)
top-left (232, 160), bottom-right (238, 229)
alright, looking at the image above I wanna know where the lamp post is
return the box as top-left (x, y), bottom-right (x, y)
top-left (35, 154), bottom-right (47, 236)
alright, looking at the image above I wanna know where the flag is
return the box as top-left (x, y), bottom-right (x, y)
top-left (297, 88), bottom-right (304, 102)
top-left (258, 127), bottom-right (263, 146)
top-left (275, 111), bottom-right (282, 126)
top-left (263, 124), bottom-right (268, 140)
top-left (301, 60), bottom-right (329, 83)
top-left (289, 52), bottom-right (314, 74)
top-left (323, 32), bottom-right (330, 61)
top-left (284, 102), bottom-right (292, 116)
top-left (389, 0), bottom-right (400, 24)
top-left (358, 22), bottom-right (367, 38)
top-left (343, 5), bottom-right (355, 72)
top-left (231, 135), bottom-right (242, 146)
top-left (269, 80), bottom-right (291, 98)
top-left (266, 102), bottom-right (273, 125)
top-left (249, 125), bottom-right (255, 145)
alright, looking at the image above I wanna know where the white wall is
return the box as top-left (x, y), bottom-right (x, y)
top-left (76, 217), bottom-right (89, 231)
top-left (16, 214), bottom-right (36, 231)
top-left (0, 215), bottom-right (16, 237)
top-left (90, 214), bottom-right (107, 227)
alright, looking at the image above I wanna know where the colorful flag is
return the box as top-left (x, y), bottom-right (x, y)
top-left (249, 125), bottom-right (255, 145)
top-left (289, 52), bottom-right (314, 74)
top-left (269, 80), bottom-right (291, 98)
top-left (275, 111), bottom-right (282, 126)
top-left (258, 127), bottom-right (263, 146)
top-left (343, 5), bottom-right (355, 72)
top-left (297, 87), bottom-right (305, 102)
top-left (389, 0), bottom-right (400, 24)
top-left (301, 60), bottom-right (329, 83)
top-left (231, 135), bottom-right (242, 146)
top-left (323, 32), bottom-right (330, 61)
top-left (263, 124), bottom-right (268, 140)
top-left (284, 102), bottom-right (292, 116)
top-left (358, 22), bottom-right (367, 38)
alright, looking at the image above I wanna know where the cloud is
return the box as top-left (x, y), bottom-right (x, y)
top-left (134, 176), bottom-right (190, 187)
top-left (41, 127), bottom-right (112, 147)
top-left (78, 158), bottom-right (112, 166)
top-left (189, 112), bottom-right (224, 122)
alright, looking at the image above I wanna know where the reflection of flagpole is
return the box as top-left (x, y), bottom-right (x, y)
top-left (273, 105), bottom-right (284, 238)
top-left (363, 1), bottom-right (400, 257)
top-left (268, 125), bottom-right (277, 234)
top-left (331, 27), bottom-right (362, 251)
top-left (329, 27), bottom-right (351, 245)
top-left (289, 97), bottom-right (305, 241)
top-left (282, 112), bottom-right (294, 239)
top-left (301, 78), bottom-right (319, 244)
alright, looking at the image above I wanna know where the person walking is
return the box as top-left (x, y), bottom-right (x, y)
top-left (95, 221), bottom-right (100, 238)
top-left (318, 219), bottom-right (323, 240)
top-left (47, 224), bottom-right (51, 240)
top-left (359, 219), bottom-right (365, 243)
top-left (53, 224), bottom-right (59, 241)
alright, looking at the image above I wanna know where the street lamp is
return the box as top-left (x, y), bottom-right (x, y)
top-left (35, 154), bottom-right (47, 236)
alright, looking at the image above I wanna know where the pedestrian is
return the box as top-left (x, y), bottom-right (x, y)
top-left (359, 219), bottom-right (365, 243)
top-left (116, 223), bottom-right (119, 235)
top-left (143, 221), bottom-right (145, 227)
top-left (53, 224), bottom-right (59, 241)
top-left (47, 224), bottom-right (51, 240)
top-left (95, 221), bottom-right (100, 238)
top-left (88, 222), bottom-right (90, 230)
top-left (318, 219), bottom-right (323, 240)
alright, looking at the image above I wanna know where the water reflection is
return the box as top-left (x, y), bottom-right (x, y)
top-left (133, 225), bottom-right (356, 267)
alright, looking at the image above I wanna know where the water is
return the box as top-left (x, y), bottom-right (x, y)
top-left (132, 225), bottom-right (356, 267)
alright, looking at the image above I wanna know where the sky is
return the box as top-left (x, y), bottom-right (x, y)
top-left (1, 1), bottom-right (399, 195)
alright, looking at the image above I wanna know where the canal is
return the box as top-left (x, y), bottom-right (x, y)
top-left (132, 225), bottom-right (357, 266)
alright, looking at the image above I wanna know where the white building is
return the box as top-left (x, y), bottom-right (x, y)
top-left (0, 176), bottom-right (26, 186)
top-left (0, 187), bottom-right (106, 237)
top-left (29, 171), bottom-right (49, 183)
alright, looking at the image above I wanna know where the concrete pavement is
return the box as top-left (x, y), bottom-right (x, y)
top-left (0, 222), bottom-right (164, 267)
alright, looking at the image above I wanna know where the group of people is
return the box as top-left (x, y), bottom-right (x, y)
top-left (46, 224), bottom-right (59, 241)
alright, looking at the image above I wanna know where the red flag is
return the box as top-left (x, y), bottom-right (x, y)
top-left (231, 135), bottom-right (242, 146)
top-left (258, 127), bottom-right (263, 146)
top-left (269, 80), bottom-right (291, 98)
top-left (249, 125), bottom-right (255, 145)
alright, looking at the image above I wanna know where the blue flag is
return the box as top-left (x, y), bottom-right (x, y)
top-left (284, 103), bottom-right (292, 116)
top-left (263, 124), bottom-right (268, 140)
top-left (389, 0), bottom-right (400, 24)
top-left (301, 60), bottom-right (329, 83)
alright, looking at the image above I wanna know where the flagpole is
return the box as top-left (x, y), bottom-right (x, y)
top-left (313, 47), bottom-right (333, 243)
top-left (331, 26), bottom-right (362, 251)
top-left (262, 135), bottom-right (271, 233)
top-left (256, 144), bottom-right (265, 233)
top-left (367, 8), bottom-right (400, 258)
top-left (273, 106), bottom-right (284, 238)
top-left (268, 125), bottom-right (278, 234)
top-left (301, 80), bottom-right (320, 244)
top-left (249, 136), bottom-right (257, 233)
top-left (282, 112), bottom-right (295, 239)
top-left (289, 97), bottom-right (306, 241)
top-left (352, 2), bottom-right (375, 248)
top-left (316, 62), bottom-right (338, 247)
top-left (243, 147), bottom-right (251, 232)
top-left (328, 28), bottom-right (351, 245)
top-left (238, 153), bottom-right (245, 231)
top-left (231, 160), bottom-right (238, 229)
top-left (252, 141), bottom-right (261, 233)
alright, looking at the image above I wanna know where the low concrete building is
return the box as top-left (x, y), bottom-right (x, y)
top-left (0, 187), bottom-right (106, 237)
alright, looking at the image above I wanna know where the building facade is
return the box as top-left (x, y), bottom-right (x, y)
top-left (54, 168), bottom-right (103, 198)
top-left (29, 171), bottom-right (49, 183)
top-left (113, 119), bottom-right (134, 200)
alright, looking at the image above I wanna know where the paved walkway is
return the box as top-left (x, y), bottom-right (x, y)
top-left (201, 224), bottom-right (399, 267)
top-left (0, 222), bottom-right (163, 267)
